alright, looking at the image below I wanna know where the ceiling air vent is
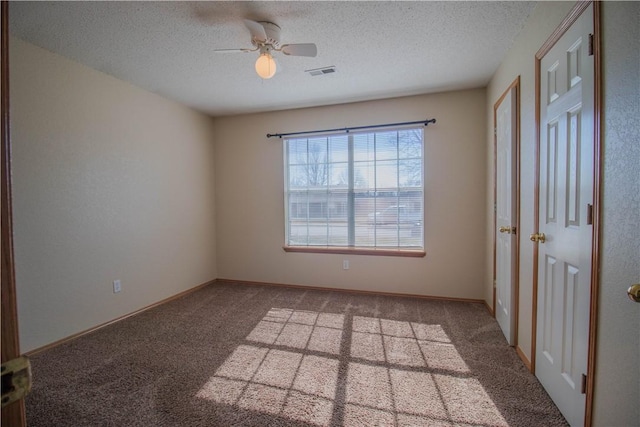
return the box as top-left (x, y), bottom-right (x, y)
top-left (305, 66), bottom-right (336, 76)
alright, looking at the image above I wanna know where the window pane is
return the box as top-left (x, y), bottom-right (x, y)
top-left (353, 133), bottom-right (375, 161)
top-left (329, 135), bottom-right (348, 162)
top-left (376, 223), bottom-right (400, 247)
top-left (375, 160), bottom-right (398, 189)
top-left (398, 191), bottom-right (423, 248)
top-left (306, 191), bottom-right (328, 220)
top-left (288, 191), bottom-right (308, 220)
top-left (398, 129), bottom-right (423, 160)
top-left (306, 163), bottom-right (328, 188)
top-left (288, 139), bottom-right (308, 165)
top-left (328, 191), bottom-right (348, 221)
top-left (328, 192), bottom-right (348, 246)
top-left (329, 163), bottom-right (349, 188)
top-left (289, 165), bottom-right (308, 189)
top-left (399, 159), bottom-right (422, 187)
top-left (308, 138), bottom-right (328, 163)
top-left (353, 161), bottom-right (375, 190)
top-left (375, 131), bottom-right (398, 161)
top-left (354, 193), bottom-right (378, 247)
top-left (308, 191), bottom-right (329, 246)
top-left (288, 191), bottom-right (308, 246)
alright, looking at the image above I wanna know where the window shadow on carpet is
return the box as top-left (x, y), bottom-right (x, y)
top-left (197, 307), bottom-right (508, 427)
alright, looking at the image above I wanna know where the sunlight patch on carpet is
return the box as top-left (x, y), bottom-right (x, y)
top-left (350, 315), bottom-right (469, 373)
top-left (343, 404), bottom-right (396, 426)
top-left (246, 308), bottom-right (344, 355)
top-left (197, 345), bottom-right (337, 426)
top-left (434, 374), bottom-right (508, 426)
top-left (196, 308), bottom-right (508, 427)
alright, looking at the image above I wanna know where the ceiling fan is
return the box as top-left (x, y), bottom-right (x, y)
top-left (215, 19), bottom-right (317, 79)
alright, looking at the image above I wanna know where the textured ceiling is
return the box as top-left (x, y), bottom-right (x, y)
top-left (9, 1), bottom-right (536, 117)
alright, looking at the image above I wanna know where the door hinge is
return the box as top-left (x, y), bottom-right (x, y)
top-left (587, 203), bottom-right (593, 225)
top-left (581, 373), bottom-right (587, 394)
top-left (1, 356), bottom-right (32, 407)
top-left (588, 33), bottom-right (594, 56)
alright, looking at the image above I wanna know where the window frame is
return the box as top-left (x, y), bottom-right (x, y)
top-left (283, 126), bottom-right (426, 258)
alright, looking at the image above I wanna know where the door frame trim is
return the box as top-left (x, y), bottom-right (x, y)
top-left (532, 2), bottom-right (601, 425)
top-left (1, 0), bottom-right (27, 425)
top-left (493, 76), bottom-right (521, 348)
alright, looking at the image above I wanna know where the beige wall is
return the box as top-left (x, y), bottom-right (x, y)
top-left (486, 1), bottom-right (640, 424)
top-left (214, 89), bottom-right (487, 299)
top-left (595, 2), bottom-right (639, 424)
top-left (10, 38), bottom-right (218, 353)
top-left (485, 1), bottom-right (575, 361)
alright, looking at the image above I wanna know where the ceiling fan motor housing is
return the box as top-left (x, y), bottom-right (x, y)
top-left (253, 21), bottom-right (281, 48)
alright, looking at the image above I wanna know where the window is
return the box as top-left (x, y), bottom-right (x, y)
top-left (284, 127), bottom-right (424, 253)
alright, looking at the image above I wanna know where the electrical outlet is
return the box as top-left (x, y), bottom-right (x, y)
top-left (113, 279), bottom-right (121, 293)
top-left (343, 260), bottom-right (349, 270)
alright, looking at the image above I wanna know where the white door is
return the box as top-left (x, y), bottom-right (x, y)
top-left (495, 84), bottom-right (518, 345)
top-left (535, 5), bottom-right (594, 427)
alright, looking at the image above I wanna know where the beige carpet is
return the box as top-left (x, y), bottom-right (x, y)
top-left (26, 281), bottom-right (568, 426)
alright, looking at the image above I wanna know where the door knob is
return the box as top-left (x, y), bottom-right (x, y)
top-left (530, 232), bottom-right (546, 243)
top-left (628, 284), bottom-right (640, 302)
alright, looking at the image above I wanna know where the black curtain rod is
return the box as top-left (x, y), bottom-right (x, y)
top-left (266, 118), bottom-right (436, 139)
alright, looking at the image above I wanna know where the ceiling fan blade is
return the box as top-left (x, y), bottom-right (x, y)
top-left (214, 48), bottom-right (255, 54)
top-left (243, 19), bottom-right (267, 43)
top-left (281, 43), bottom-right (317, 57)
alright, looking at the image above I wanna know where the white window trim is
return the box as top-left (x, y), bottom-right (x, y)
top-left (283, 126), bottom-right (425, 256)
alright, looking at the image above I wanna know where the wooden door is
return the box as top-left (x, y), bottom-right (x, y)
top-left (535, 4), bottom-right (594, 426)
top-left (494, 80), bottom-right (519, 345)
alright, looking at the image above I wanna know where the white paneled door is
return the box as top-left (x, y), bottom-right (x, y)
top-left (535, 4), bottom-right (594, 426)
top-left (495, 83), bottom-right (518, 345)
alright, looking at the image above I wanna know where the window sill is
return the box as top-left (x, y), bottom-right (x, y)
top-left (283, 246), bottom-right (426, 258)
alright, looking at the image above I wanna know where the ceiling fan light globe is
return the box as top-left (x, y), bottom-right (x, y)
top-left (255, 53), bottom-right (277, 79)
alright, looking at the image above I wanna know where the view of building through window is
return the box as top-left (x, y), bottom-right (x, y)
top-left (284, 127), bottom-right (424, 249)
